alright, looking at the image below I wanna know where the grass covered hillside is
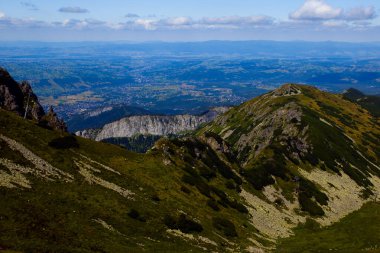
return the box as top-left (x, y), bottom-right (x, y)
top-left (0, 83), bottom-right (379, 252)
top-left (0, 108), bottom-right (273, 252)
top-left (342, 88), bottom-right (380, 118)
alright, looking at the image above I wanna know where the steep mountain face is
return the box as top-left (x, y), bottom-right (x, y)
top-left (0, 68), bottom-right (66, 131)
top-left (76, 107), bottom-right (230, 141)
top-left (67, 105), bottom-right (150, 132)
top-left (342, 88), bottom-right (380, 117)
top-left (0, 81), bottom-right (379, 253)
top-left (0, 68), bottom-right (43, 120)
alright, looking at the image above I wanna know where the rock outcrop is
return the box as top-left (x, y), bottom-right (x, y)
top-left (0, 68), bottom-right (26, 116)
top-left (76, 107), bottom-right (230, 141)
top-left (41, 106), bottom-right (68, 132)
top-left (0, 68), bottom-right (66, 131)
top-left (20, 81), bottom-right (45, 121)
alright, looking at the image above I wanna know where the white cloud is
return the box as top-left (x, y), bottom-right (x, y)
top-left (113, 15), bottom-right (275, 31)
top-left (290, 0), bottom-right (342, 20)
top-left (0, 10), bottom-right (376, 35)
top-left (322, 20), bottom-right (347, 28)
top-left (134, 19), bottom-right (157, 30)
top-left (200, 15), bottom-right (274, 27)
top-left (162, 17), bottom-right (193, 26)
top-left (290, 0), bottom-right (377, 22)
top-left (60, 18), bottom-right (106, 29)
top-left (59, 7), bottom-right (89, 14)
top-left (344, 6), bottom-right (376, 21)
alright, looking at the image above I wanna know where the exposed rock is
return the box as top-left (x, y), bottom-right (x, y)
top-left (0, 67), bottom-right (25, 115)
top-left (20, 81), bottom-right (45, 120)
top-left (0, 68), bottom-right (67, 132)
top-left (41, 106), bottom-right (68, 132)
top-left (76, 107), bottom-right (230, 141)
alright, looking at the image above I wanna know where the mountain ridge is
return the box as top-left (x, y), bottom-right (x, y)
top-left (0, 73), bottom-right (379, 252)
top-left (342, 87), bottom-right (380, 117)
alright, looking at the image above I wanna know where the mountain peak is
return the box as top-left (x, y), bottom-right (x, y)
top-left (271, 83), bottom-right (304, 97)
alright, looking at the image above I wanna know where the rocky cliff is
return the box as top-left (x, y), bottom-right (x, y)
top-left (76, 107), bottom-right (230, 141)
top-left (0, 68), bottom-right (66, 131)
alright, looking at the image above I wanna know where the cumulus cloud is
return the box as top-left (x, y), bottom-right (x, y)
top-left (290, 0), bottom-right (377, 21)
top-left (0, 12), bottom-right (5, 19)
top-left (344, 6), bottom-right (377, 21)
top-left (60, 19), bottom-right (106, 29)
top-left (20, 2), bottom-right (39, 11)
top-left (59, 7), bottom-right (89, 14)
top-left (290, 0), bottom-right (342, 20)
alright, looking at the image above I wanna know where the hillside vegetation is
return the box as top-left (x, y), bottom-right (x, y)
top-left (0, 81), bottom-right (379, 252)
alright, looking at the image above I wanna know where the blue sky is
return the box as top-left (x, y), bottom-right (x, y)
top-left (0, 0), bottom-right (379, 41)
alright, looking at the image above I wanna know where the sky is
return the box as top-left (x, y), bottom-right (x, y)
top-left (0, 0), bottom-right (380, 42)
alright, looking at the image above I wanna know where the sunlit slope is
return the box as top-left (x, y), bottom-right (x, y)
top-left (199, 83), bottom-right (380, 224)
top-left (0, 83), bottom-right (380, 253)
top-left (0, 109), bottom-right (268, 252)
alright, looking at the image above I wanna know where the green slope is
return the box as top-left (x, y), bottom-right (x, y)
top-left (0, 109), bottom-right (263, 252)
top-left (200, 84), bottom-right (380, 216)
top-left (342, 88), bottom-right (380, 118)
top-left (276, 202), bottom-right (380, 253)
top-left (1, 83), bottom-right (380, 253)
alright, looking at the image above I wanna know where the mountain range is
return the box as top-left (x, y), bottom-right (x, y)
top-left (0, 69), bottom-right (379, 252)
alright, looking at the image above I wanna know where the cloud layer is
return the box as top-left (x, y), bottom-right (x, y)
top-left (290, 0), bottom-right (376, 21)
top-left (0, 0), bottom-right (378, 41)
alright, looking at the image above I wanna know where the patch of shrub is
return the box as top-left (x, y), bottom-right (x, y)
top-left (164, 214), bottom-right (203, 233)
top-left (212, 217), bottom-right (238, 237)
top-left (48, 136), bottom-right (79, 149)
top-left (299, 193), bottom-right (325, 216)
top-left (227, 199), bottom-right (248, 214)
top-left (199, 166), bottom-right (217, 181)
top-left (207, 199), bottom-right (220, 211)
top-left (244, 166), bottom-right (275, 190)
top-left (180, 185), bottom-right (191, 194)
top-left (181, 174), bottom-right (197, 186)
top-left (360, 188), bottom-right (373, 199)
top-left (299, 178), bottom-right (328, 206)
top-left (151, 193), bottom-right (160, 202)
top-left (181, 173), bottom-right (212, 197)
top-left (274, 198), bottom-right (284, 206)
top-left (243, 146), bottom-right (290, 190)
top-left (128, 209), bottom-right (146, 222)
top-left (225, 180), bottom-right (236, 190)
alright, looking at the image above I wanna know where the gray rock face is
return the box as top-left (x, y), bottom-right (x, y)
top-left (0, 68), bottom-right (25, 116)
top-left (20, 81), bottom-right (45, 121)
top-left (76, 107), bottom-right (230, 141)
top-left (0, 68), bottom-right (67, 132)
